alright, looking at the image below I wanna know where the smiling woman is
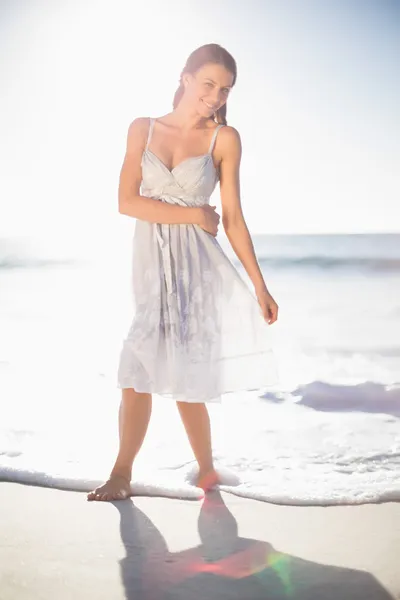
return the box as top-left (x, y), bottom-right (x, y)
top-left (87, 43), bottom-right (279, 503)
top-left (172, 46), bottom-right (236, 126)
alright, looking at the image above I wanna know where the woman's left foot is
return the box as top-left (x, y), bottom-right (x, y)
top-left (196, 469), bottom-right (220, 491)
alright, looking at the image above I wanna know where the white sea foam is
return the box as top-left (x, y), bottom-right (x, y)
top-left (1, 371), bottom-right (399, 505)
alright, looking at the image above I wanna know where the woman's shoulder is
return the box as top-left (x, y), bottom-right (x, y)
top-left (125, 117), bottom-right (152, 148)
top-left (217, 123), bottom-right (241, 150)
top-left (128, 116), bottom-right (152, 132)
top-left (218, 123), bottom-right (240, 137)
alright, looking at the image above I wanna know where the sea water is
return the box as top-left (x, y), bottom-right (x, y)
top-left (0, 232), bottom-right (399, 505)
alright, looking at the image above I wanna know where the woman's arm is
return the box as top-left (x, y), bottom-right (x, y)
top-left (118, 118), bottom-right (202, 225)
top-left (219, 126), bottom-right (267, 292)
top-left (218, 126), bottom-right (278, 324)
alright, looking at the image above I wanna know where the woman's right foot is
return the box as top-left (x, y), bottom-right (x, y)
top-left (87, 473), bottom-right (131, 502)
top-left (196, 468), bottom-right (220, 491)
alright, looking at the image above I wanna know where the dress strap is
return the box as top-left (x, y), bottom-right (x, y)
top-left (145, 117), bottom-right (155, 150)
top-left (208, 123), bottom-right (225, 154)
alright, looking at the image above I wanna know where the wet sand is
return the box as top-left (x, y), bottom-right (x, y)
top-left (1, 482), bottom-right (399, 599)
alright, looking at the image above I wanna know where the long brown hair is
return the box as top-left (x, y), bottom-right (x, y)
top-left (172, 44), bottom-right (237, 125)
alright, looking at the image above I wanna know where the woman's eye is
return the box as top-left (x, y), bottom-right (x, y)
top-left (205, 82), bottom-right (213, 87)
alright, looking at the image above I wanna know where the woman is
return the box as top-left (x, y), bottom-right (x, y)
top-left (88, 43), bottom-right (279, 502)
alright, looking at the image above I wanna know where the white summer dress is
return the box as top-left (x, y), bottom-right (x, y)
top-left (117, 117), bottom-right (278, 402)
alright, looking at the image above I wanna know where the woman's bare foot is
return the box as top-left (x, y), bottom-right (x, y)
top-left (87, 473), bottom-right (131, 502)
top-left (196, 468), bottom-right (220, 491)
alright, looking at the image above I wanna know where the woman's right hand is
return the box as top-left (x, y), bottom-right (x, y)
top-left (198, 205), bottom-right (221, 237)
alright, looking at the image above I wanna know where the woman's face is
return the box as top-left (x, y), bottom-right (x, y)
top-left (183, 62), bottom-right (234, 118)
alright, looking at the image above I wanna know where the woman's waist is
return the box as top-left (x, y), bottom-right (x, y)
top-left (141, 189), bottom-right (210, 207)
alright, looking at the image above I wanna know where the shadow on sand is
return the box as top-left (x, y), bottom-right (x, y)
top-left (114, 490), bottom-right (394, 600)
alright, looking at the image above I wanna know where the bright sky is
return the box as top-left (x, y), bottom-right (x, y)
top-left (0, 0), bottom-right (399, 247)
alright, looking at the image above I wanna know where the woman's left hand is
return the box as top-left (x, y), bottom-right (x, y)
top-left (256, 287), bottom-right (279, 325)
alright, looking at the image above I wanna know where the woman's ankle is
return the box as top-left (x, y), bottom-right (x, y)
top-left (198, 464), bottom-right (215, 476)
top-left (110, 467), bottom-right (132, 482)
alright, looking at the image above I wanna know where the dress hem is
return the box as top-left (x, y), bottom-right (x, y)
top-left (116, 375), bottom-right (279, 403)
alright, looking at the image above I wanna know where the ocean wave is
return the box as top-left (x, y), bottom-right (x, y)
top-left (255, 255), bottom-right (400, 272)
top-left (0, 238), bottom-right (82, 270)
top-left (0, 256), bottom-right (79, 269)
top-left (2, 234), bottom-right (400, 272)
top-left (288, 380), bottom-right (400, 417)
top-left (2, 252), bottom-right (400, 272)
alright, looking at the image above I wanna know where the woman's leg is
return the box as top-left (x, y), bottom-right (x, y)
top-left (87, 388), bottom-right (152, 501)
top-left (176, 401), bottom-right (219, 490)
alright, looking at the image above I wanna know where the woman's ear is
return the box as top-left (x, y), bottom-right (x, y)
top-left (182, 74), bottom-right (191, 89)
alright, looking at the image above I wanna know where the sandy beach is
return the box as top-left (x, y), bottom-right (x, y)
top-left (1, 483), bottom-right (399, 599)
